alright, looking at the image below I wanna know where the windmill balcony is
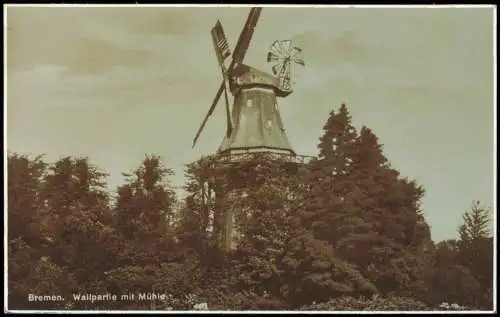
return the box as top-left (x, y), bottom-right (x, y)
top-left (217, 150), bottom-right (313, 165)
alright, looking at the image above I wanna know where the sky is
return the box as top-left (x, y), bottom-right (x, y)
top-left (5, 5), bottom-right (495, 242)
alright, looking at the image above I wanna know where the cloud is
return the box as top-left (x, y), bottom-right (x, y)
top-left (6, 7), bottom-right (214, 76)
top-left (388, 84), bottom-right (466, 100)
top-left (127, 8), bottom-right (211, 36)
top-left (291, 29), bottom-right (371, 67)
top-left (7, 65), bottom-right (70, 110)
top-left (65, 37), bottom-right (152, 76)
top-left (6, 9), bottom-right (148, 75)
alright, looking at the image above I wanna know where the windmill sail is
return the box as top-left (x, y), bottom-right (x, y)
top-left (192, 7), bottom-right (263, 149)
top-left (211, 20), bottom-right (233, 138)
top-left (211, 20), bottom-right (231, 67)
top-left (231, 7), bottom-right (262, 66)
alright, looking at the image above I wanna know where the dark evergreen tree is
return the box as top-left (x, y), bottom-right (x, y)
top-left (458, 200), bottom-right (491, 242)
top-left (456, 201), bottom-right (493, 309)
top-left (308, 105), bottom-right (432, 301)
top-left (304, 104), bottom-right (361, 244)
top-left (345, 126), bottom-right (430, 299)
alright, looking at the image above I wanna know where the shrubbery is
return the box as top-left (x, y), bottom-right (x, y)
top-left (182, 295), bottom-right (470, 311)
top-left (299, 296), bottom-right (430, 311)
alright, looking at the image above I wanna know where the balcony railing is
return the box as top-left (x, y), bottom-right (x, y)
top-left (216, 150), bottom-right (314, 165)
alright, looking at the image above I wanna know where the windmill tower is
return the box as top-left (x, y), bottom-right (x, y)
top-left (191, 7), bottom-right (307, 251)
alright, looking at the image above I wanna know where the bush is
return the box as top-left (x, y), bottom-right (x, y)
top-left (202, 290), bottom-right (291, 311)
top-left (437, 302), bottom-right (468, 311)
top-left (299, 296), bottom-right (431, 311)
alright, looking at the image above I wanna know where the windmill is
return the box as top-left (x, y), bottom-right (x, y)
top-left (191, 7), bottom-right (306, 251)
top-left (192, 7), bottom-right (305, 160)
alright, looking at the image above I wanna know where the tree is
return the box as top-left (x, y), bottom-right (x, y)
top-left (344, 126), bottom-right (430, 296)
top-left (304, 104), bottom-right (362, 245)
top-left (316, 104), bottom-right (358, 199)
top-left (318, 103), bottom-right (358, 164)
top-left (177, 156), bottom-right (219, 254)
top-left (116, 155), bottom-right (177, 246)
top-left (114, 155), bottom-right (177, 266)
top-left (7, 153), bottom-right (48, 246)
top-left (8, 238), bottom-right (78, 310)
top-left (223, 154), bottom-right (375, 308)
top-left (428, 201), bottom-right (494, 310)
top-left (43, 157), bottom-right (110, 216)
top-left (278, 225), bottom-right (377, 308)
top-left (41, 156), bottom-right (116, 284)
top-left (230, 155), bottom-right (302, 296)
top-left (104, 155), bottom-right (184, 309)
top-left (349, 127), bottom-right (426, 246)
top-left (7, 154), bottom-right (111, 309)
top-left (428, 240), bottom-right (482, 308)
top-left (308, 105), bottom-right (432, 300)
top-left (458, 200), bottom-right (491, 242)
top-left (456, 201), bottom-right (493, 309)
top-left (7, 153), bottom-right (66, 309)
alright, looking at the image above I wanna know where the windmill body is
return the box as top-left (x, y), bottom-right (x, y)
top-left (218, 64), bottom-right (295, 156)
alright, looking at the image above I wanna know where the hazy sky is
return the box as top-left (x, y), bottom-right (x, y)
top-left (5, 5), bottom-right (495, 242)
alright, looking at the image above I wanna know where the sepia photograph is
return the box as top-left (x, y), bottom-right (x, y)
top-left (4, 4), bottom-right (496, 312)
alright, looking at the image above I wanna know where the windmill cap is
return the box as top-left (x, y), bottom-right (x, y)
top-left (230, 64), bottom-right (292, 97)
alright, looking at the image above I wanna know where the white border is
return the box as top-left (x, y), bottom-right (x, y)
top-left (492, 5), bottom-right (498, 314)
top-left (3, 3), bottom-right (497, 315)
top-left (3, 2), bottom-right (9, 314)
top-left (2, 4), bottom-right (498, 9)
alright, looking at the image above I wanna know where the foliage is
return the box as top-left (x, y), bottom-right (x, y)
top-left (41, 156), bottom-right (116, 284)
top-left (424, 201), bottom-right (493, 310)
top-left (205, 290), bottom-right (291, 310)
top-left (279, 228), bottom-right (377, 307)
top-left (103, 155), bottom-right (181, 307)
top-left (115, 155), bottom-right (176, 242)
top-left (457, 201), bottom-right (493, 300)
top-left (455, 201), bottom-right (493, 309)
top-left (8, 154), bottom-right (48, 245)
top-left (6, 103), bottom-right (494, 311)
top-left (307, 105), bottom-right (432, 302)
top-left (8, 238), bottom-right (77, 309)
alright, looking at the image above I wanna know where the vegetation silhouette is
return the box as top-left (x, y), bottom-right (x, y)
top-left (7, 104), bottom-right (493, 311)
